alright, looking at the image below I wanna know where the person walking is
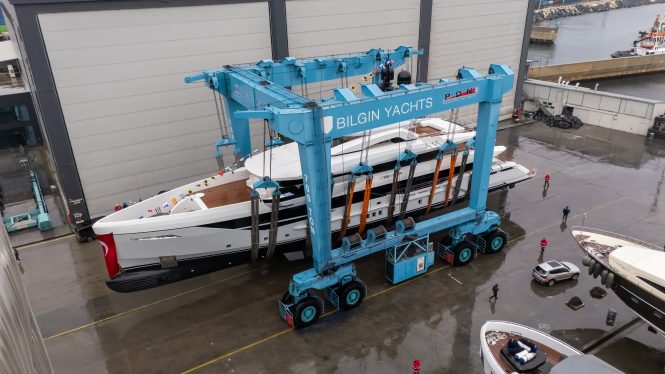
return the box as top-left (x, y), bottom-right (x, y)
top-left (540, 237), bottom-right (548, 254)
top-left (490, 284), bottom-right (499, 301)
top-left (562, 205), bottom-right (571, 223)
top-left (543, 174), bottom-right (551, 190)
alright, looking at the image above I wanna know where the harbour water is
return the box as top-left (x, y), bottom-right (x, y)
top-left (528, 3), bottom-right (665, 101)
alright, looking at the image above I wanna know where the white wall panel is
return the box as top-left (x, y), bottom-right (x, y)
top-left (287, 0), bottom-right (420, 101)
top-left (38, 3), bottom-right (272, 217)
top-left (429, 0), bottom-right (528, 122)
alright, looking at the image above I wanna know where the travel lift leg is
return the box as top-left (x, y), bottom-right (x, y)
top-left (280, 74), bottom-right (512, 329)
top-left (185, 51), bottom-right (515, 329)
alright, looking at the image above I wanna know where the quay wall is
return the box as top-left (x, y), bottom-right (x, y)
top-left (527, 54), bottom-right (665, 82)
top-left (523, 79), bottom-right (665, 135)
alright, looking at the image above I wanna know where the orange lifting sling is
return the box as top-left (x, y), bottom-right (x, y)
top-left (425, 156), bottom-right (444, 215)
top-left (357, 176), bottom-right (373, 234)
top-left (338, 179), bottom-right (356, 240)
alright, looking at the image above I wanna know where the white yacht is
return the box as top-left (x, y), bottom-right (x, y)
top-left (480, 320), bottom-right (622, 374)
top-left (572, 227), bottom-right (665, 335)
top-left (93, 118), bottom-right (533, 292)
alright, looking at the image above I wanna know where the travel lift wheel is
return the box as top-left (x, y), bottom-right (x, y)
top-left (484, 229), bottom-right (508, 254)
top-left (339, 280), bottom-right (365, 310)
top-left (452, 240), bottom-right (475, 267)
top-left (293, 297), bottom-right (322, 329)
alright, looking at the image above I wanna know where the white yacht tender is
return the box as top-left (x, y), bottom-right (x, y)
top-left (93, 118), bottom-right (533, 292)
top-left (572, 227), bottom-right (665, 335)
top-left (480, 320), bottom-right (622, 374)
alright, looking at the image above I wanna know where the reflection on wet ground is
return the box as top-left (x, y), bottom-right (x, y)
top-left (19, 122), bottom-right (665, 373)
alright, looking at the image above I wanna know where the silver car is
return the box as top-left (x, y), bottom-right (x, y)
top-left (532, 260), bottom-right (580, 286)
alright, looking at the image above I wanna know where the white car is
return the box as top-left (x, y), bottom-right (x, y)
top-left (532, 261), bottom-right (580, 286)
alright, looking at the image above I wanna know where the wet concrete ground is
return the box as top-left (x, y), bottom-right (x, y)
top-left (18, 122), bottom-right (665, 373)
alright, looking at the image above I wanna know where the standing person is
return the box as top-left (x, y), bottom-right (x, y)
top-left (490, 284), bottom-right (499, 301)
top-left (543, 174), bottom-right (551, 190)
top-left (14, 248), bottom-right (20, 263)
top-left (562, 205), bottom-right (571, 223)
top-left (540, 237), bottom-right (548, 254)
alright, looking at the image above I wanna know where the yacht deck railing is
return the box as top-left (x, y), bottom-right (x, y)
top-left (571, 226), bottom-right (663, 252)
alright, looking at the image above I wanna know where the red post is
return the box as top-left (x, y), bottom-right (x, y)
top-left (412, 359), bottom-right (421, 374)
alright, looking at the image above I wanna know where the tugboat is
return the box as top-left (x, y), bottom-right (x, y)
top-left (611, 13), bottom-right (665, 58)
top-left (572, 227), bottom-right (665, 335)
top-left (480, 320), bottom-right (622, 373)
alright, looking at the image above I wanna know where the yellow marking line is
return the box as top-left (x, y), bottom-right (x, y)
top-left (15, 234), bottom-right (75, 251)
top-left (181, 264), bottom-right (452, 374)
top-left (179, 196), bottom-right (627, 373)
top-left (44, 196), bottom-right (625, 345)
top-left (43, 267), bottom-right (263, 341)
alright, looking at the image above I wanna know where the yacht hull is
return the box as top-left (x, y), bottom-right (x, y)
top-left (572, 228), bottom-right (665, 336)
top-left (610, 272), bottom-right (665, 335)
top-left (105, 180), bottom-right (521, 292)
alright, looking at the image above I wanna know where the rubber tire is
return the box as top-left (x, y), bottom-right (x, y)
top-left (452, 241), bottom-right (475, 267)
top-left (485, 230), bottom-right (508, 254)
top-left (293, 297), bottom-right (321, 329)
top-left (339, 281), bottom-right (365, 311)
top-left (547, 279), bottom-right (556, 287)
top-left (572, 273), bottom-right (579, 280)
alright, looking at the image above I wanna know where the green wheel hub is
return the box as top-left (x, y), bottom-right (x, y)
top-left (300, 305), bottom-right (317, 323)
top-left (460, 248), bottom-right (472, 262)
top-left (491, 237), bottom-right (504, 251)
top-left (346, 289), bottom-right (361, 305)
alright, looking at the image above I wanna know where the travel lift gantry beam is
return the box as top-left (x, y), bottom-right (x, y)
top-left (186, 47), bottom-right (514, 329)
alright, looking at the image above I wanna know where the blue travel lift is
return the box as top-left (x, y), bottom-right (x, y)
top-left (186, 47), bottom-right (513, 329)
top-left (2, 170), bottom-right (52, 232)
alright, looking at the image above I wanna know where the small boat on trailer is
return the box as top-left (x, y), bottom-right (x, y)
top-left (480, 320), bottom-right (622, 373)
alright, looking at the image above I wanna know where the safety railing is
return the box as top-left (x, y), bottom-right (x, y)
top-left (571, 226), bottom-right (663, 252)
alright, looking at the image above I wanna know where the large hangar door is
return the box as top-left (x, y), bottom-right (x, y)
top-left (286, 0), bottom-right (421, 100)
top-left (429, 0), bottom-right (528, 122)
top-left (38, 3), bottom-right (272, 218)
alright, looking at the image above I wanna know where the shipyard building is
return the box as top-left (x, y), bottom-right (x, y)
top-left (1, 0), bottom-right (532, 238)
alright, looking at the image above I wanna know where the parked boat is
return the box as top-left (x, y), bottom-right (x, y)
top-left (93, 118), bottom-right (533, 292)
top-left (611, 13), bottom-right (665, 58)
top-left (480, 320), bottom-right (622, 373)
top-left (572, 227), bottom-right (665, 335)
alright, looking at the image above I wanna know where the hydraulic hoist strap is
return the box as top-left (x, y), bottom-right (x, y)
top-left (357, 177), bottom-right (373, 234)
top-left (452, 152), bottom-right (469, 205)
top-left (444, 153), bottom-right (458, 208)
top-left (387, 168), bottom-right (400, 224)
top-left (425, 157), bottom-right (444, 215)
top-left (398, 160), bottom-right (417, 220)
top-left (338, 178), bottom-right (356, 239)
top-left (266, 191), bottom-right (280, 260)
top-left (250, 191), bottom-right (260, 262)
